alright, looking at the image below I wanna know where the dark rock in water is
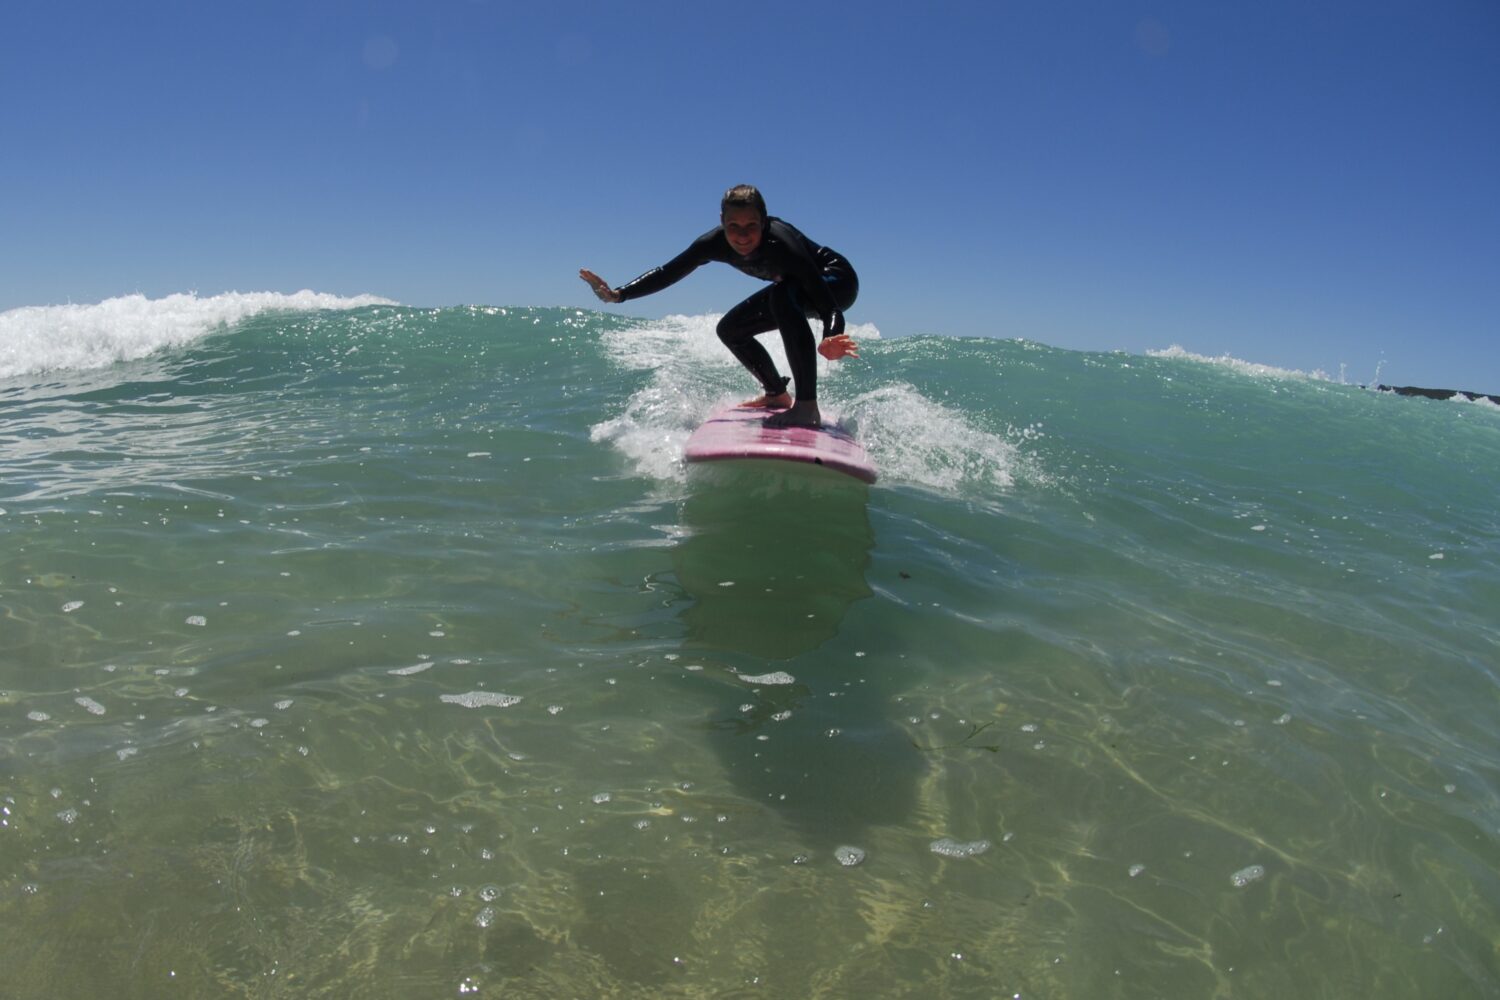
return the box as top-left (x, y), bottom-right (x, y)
top-left (1376, 384), bottom-right (1500, 405)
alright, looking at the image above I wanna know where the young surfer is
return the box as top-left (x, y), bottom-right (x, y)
top-left (580, 184), bottom-right (859, 428)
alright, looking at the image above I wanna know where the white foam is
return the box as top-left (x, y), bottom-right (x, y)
top-left (930, 837), bottom-right (992, 858)
top-left (0, 290), bottom-right (396, 379)
top-left (591, 313), bottom-right (751, 481)
top-left (1456, 393), bottom-right (1500, 410)
top-left (591, 312), bottom-right (881, 482)
top-left (389, 661), bottom-right (435, 676)
top-left (439, 691), bottom-right (522, 709)
top-left (1147, 345), bottom-right (1328, 381)
top-left (739, 671), bottom-right (795, 685)
top-left (1230, 863), bottom-right (1266, 887)
top-left (842, 383), bottom-right (1026, 493)
top-left (834, 845), bottom-right (867, 866)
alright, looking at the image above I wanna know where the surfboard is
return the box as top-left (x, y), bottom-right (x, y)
top-left (683, 405), bottom-right (878, 484)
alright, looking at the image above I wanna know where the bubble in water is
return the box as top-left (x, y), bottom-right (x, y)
top-left (1129, 864), bottom-right (1146, 878)
top-left (834, 845), bottom-right (866, 867)
top-left (57, 808), bottom-right (79, 824)
top-left (75, 696), bottom-right (106, 716)
top-left (439, 691), bottom-right (521, 709)
top-left (62, 601), bottom-right (84, 613)
top-left (478, 885), bottom-right (501, 902)
top-left (930, 838), bottom-right (991, 858)
top-left (389, 662), bottom-right (434, 676)
top-left (591, 792), bottom-right (612, 804)
top-left (1230, 864), bottom-right (1266, 887)
top-left (474, 906), bottom-right (496, 929)
top-left (27, 711), bottom-right (50, 722)
top-left (185, 616), bottom-right (207, 627)
top-left (739, 671), bottom-right (795, 685)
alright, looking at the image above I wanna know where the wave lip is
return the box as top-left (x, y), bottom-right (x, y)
top-left (0, 289), bottom-right (396, 379)
top-left (1147, 344), bottom-right (1329, 381)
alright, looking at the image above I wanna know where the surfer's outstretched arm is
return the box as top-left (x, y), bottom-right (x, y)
top-left (579, 269), bottom-right (622, 303)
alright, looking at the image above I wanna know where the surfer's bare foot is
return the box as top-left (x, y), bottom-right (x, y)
top-left (763, 400), bottom-right (821, 429)
top-left (743, 391), bottom-right (792, 409)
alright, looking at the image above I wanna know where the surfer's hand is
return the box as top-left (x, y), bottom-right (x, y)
top-left (579, 269), bottom-right (620, 303)
top-left (819, 334), bottom-right (859, 361)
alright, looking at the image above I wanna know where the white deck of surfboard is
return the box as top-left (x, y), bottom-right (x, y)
top-left (683, 405), bottom-right (877, 484)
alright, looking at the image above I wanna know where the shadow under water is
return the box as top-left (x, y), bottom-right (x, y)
top-left (673, 460), bottom-right (874, 660)
top-left (672, 461), bottom-right (923, 848)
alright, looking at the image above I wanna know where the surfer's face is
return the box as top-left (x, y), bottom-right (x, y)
top-left (722, 206), bottom-right (764, 256)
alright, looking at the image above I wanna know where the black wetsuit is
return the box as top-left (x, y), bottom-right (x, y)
top-left (615, 217), bottom-right (858, 402)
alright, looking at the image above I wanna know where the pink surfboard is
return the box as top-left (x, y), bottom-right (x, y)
top-left (684, 405), bottom-right (878, 484)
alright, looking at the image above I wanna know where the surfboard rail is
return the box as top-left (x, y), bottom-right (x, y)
top-left (683, 405), bottom-right (878, 484)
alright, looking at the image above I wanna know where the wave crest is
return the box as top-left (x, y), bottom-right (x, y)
top-left (0, 290), bottom-right (395, 379)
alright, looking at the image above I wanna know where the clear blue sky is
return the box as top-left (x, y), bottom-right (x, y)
top-left (4, 1), bottom-right (1496, 390)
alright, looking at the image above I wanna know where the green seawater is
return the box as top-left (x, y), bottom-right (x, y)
top-left (2, 301), bottom-right (1497, 998)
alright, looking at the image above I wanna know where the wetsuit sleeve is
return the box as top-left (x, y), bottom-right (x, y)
top-left (614, 229), bottom-right (721, 303)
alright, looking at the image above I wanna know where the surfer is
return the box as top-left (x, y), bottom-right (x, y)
top-left (580, 184), bottom-right (859, 428)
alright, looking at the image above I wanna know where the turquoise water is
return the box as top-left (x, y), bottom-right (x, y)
top-left (2, 295), bottom-right (1498, 997)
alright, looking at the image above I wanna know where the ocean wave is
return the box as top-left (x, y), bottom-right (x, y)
top-left (0, 290), bottom-right (395, 379)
